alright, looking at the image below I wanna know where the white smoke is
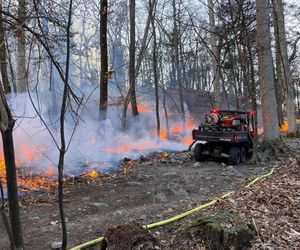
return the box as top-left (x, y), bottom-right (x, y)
top-left (2, 91), bottom-right (191, 177)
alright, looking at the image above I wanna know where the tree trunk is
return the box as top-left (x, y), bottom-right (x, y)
top-left (247, 46), bottom-right (258, 163)
top-left (2, 129), bottom-right (24, 250)
top-left (272, 0), bottom-right (297, 134)
top-left (6, 38), bottom-right (17, 92)
top-left (17, 0), bottom-right (27, 92)
top-left (0, 177), bottom-right (14, 249)
top-left (49, 61), bottom-right (59, 114)
top-left (99, 0), bottom-right (108, 120)
top-left (0, 10), bottom-right (24, 247)
top-left (239, 0), bottom-right (258, 161)
top-left (256, 0), bottom-right (280, 142)
top-left (172, 0), bottom-right (185, 128)
top-left (208, 0), bottom-right (221, 108)
top-left (0, 86), bottom-right (24, 249)
top-left (129, 0), bottom-right (138, 117)
top-left (58, 1), bottom-right (74, 249)
top-left (160, 52), bottom-right (170, 138)
top-left (150, 0), bottom-right (160, 138)
top-left (122, 5), bottom-right (152, 128)
top-left (0, 5), bottom-right (11, 94)
top-left (272, 1), bottom-right (284, 127)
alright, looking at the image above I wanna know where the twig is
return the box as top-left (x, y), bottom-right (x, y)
top-left (252, 217), bottom-right (263, 244)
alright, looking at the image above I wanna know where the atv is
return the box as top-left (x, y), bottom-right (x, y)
top-left (191, 109), bottom-right (255, 165)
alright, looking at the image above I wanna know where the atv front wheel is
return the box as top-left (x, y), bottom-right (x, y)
top-left (194, 143), bottom-right (205, 162)
top-left (229, 147), bottom-right (241, 165)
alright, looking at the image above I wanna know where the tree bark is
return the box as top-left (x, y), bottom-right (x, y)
top-left (272, 2), bottom-right (284, 127)
top-left (0, 86), bottom-right (24, 249)
top-left (2, 129), bottom-right (24, 250)
top-left (58, 1), bottom-right (74, 249)
top-left (0, 178), bottom-right (14, 249)
top-left (241, 8), bottom-right (258, 161)
top-left (99, 0), bottom-right (108, 120)
top-left (122, 5), bottom-right (152, 128)
top-left (17, 0), bottom-right (27, 92)
top-left (149, 0), bottom-right (160, 138)
top-left (0, 3), bottom-right (11, 94)
top-left (6, 38), bottom-right (17, 92)
top-left (129, 0), bottom-right (138, 117)
top-left (256, 0), bottom-right (280, 142)
top-left (247, 45), bottom-right (258, 163)
top-left (208, 0), bottom-right (221, 108)
top-left (172, 0), bottom-right (185, 128)
top-left (272, 0), bottom-right (297, 134)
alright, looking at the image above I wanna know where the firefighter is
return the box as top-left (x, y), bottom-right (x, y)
top-left (209, 113), bottom-right (221, 126)
top-left (204, 114), bottom-right (211, 124)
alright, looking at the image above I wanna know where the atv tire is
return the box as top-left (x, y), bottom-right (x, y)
top-left (194, 143), bottom-right (205, 162)
top-left (229, 147), bottom-right (241, 165)
top-left (240, 147), bottom-right (246, 163)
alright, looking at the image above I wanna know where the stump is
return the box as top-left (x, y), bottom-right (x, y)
top-left (101, 221), bottom-right (159, 250)
top-left (188, 210), bottom-right (255, 250)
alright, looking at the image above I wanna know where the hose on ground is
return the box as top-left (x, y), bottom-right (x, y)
top-left (70, 168), bottom-right (274, 250)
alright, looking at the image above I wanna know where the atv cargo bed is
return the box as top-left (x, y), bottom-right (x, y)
top-left (192, 130), bottom-right (250, 143)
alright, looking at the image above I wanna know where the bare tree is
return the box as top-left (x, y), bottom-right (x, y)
top-left (172, 0), bottom-right (185, 127)
top-left (256, 0), bottom-right (280, 143)
top-left (149, 0), bottom-right (160, 137)
top-left (16, 0), bottom-right (27, 92)
top-left (208, 0), bottom-right (221, 108)
top-left (0, 177), bottom-right (14, 249)
top-left (129, 0), bottom-right (138, 116)
top-left (0, 2), bottom-right (10, 94)
top-left (272, 0), bottom-right (297, 135)
top-left (99, 0), bottom-right (108, 120)
top-left (122, 1), bottom-right (152, 127)
top-left (0, 84), bottom-right (24, 249)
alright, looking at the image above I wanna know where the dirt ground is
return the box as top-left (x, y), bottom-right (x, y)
top-left (0, 139), bottom-right (299, 250)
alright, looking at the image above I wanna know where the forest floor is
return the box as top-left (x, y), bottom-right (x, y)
top-left (0, 138), bottom-right (299, 250)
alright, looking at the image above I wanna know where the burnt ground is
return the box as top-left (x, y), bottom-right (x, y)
top-left (0, 139), bottom-right (299, 250)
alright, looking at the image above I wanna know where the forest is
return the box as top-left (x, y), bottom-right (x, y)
top-left (0, 0), bottom-right (299, 249)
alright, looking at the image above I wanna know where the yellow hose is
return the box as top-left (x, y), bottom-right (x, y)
top-left (245, 168), bottom-right (274, 188)
top-left (144, 191), bottom-right (234, 229)
top-left (70, 237), bottom-right (104, 250)
top-left (70, 168), bottom-right (274, 250)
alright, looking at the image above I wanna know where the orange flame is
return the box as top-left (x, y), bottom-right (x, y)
top-left (0, 102), bottom-right (201, 192)
top-left (0, 148), bottom-right (57, 192)
top-left (170, 123), bottom-right (183, 133)
top-left (151, 128), bottom-right (167, 140)
top-left (18, 144), bottom-right (39, 161)
top-left (128, 103), bottom-right (151, 113)
top-left (0, 156), bottom-right (57, 192)
top-left (0, 157), bottom-right (6, 182)
top-left (280, 122), bottom-right (288, 132)
top-left (279, 119), bottom-right (300, 132)
top-left (43, 165), bottom-right (57, 177)
top-left (150, 118), bottom-right (196, 144)
top-left (182, 135), bottom-right (193, 145)
top-left (82, 169), bottom-right (101, 178)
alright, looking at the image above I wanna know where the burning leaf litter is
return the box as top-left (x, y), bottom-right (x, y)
top-left (0, 98), bottom-right (199, 194)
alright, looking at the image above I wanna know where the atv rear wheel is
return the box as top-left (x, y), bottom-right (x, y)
top-left (240, 147), bottom-right (246, 163)
top-left (229, 147), bottom-right (241, 165)
top-left (194, 143), bottom-right (205, 162)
